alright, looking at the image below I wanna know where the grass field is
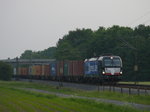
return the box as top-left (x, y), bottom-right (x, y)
top-left (0, 81), bottom-right (149, 112)
top-left (0, 81), bottom-right (150, 105)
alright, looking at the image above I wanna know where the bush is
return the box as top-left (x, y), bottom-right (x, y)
top-left (0, 61), bottom-right (13, 80)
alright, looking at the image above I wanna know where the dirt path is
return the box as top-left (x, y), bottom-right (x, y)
top-left (20, 88), bottom-right (150, 111)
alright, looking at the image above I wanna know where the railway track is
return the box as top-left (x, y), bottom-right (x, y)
top-left (14, 78), bottom-right (150, 90)
top-left (13, 78), bottom-right (150, 95)
top-left (115, 84), bottom-right (150, 90)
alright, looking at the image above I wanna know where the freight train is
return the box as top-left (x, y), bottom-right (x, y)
top-left (14, 55), bottom-right (123, 83)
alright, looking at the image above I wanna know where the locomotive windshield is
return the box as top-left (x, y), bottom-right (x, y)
top-left (103, 57), bottom-right (121, 67)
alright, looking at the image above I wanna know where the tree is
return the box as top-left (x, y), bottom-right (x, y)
top-left (20, 50), bottom-right (33, 59)
top-left (20, 47), bottom-right (56, 59)
top-left (55, 28), bottom-right (93, 60)
top-left (0, 61), bottom-right (13, 81)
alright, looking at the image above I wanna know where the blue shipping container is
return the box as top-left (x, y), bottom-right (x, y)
top-left (84, 60), bottom-right (98, 76)
top-left (50, 63), bottom-right (57, 76)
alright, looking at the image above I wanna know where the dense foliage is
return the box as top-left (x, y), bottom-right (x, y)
top-left (20, 47), bottom-right (56, 59)
top-left (20, 25), bottom-right (150, 81)
top-left (0, 61), bottom-right (13, 80)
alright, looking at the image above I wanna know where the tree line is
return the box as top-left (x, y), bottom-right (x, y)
top-left (20, 25), bottom-right (150, 81)
top-left (0, 61), bottom-right (13, 81)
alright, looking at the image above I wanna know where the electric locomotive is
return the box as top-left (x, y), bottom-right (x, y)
top-left (84, 55), bottom-right (122, 82)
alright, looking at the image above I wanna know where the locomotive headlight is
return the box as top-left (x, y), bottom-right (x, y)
top-left (120, 71), bottom-right (122, 74)
top-left (102, 71), bottom-right (105, 74)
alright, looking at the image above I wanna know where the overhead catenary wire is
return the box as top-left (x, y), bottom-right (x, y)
top-left (128, 10), bottom-right (150, 26)
top-left (122, 11), bottom-right (150, 49)
top-left (143, 18), bottom-right (150, 24)
top-left (117, 37), bottom-right (137, 50)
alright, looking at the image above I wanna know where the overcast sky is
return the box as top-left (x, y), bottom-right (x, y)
top-left (0, 0), bottom-right (150, 59)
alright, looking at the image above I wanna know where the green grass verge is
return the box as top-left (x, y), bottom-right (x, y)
top-left (0, 83), bottom-right (146, 112)
top-left (0, 81), bottom-right (150, 106)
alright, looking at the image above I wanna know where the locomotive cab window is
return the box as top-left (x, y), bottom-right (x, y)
top-left (113, 58), bottom-right (121, 66)
top-left (104, 58), bottom-right (112, 66)
top-left (103, 57), bottom-right (121, 67)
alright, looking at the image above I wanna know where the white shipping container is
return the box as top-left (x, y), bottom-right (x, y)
top-left (13, 68), bottom-right (16, 75)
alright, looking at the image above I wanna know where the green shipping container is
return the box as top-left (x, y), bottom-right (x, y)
top-left (64, 61), bottom-right (69, 76)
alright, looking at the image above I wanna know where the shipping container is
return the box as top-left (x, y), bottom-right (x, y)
top-left (71, 60), bottom-right (84, 76)
top-left (22, 67), bottom-right (28, 75)
top-left (64, 61), bottom-right (69, 76)
top-left (42, 65), bottom-right (45, 76)
top-left (18, 67), bottom-right (21, 75)
top-left (31, 66), bottom-right (36, 75)
top-left (44, 65), bottom-right (50, 76)
top-left (84, 58), bottom-right (99, 76)
top-left (68, 61), bottom-right (73, 76)
top-left (18, 67), bottom-right (28, 75)
top-left (57, 61), bottom-right (64, 76)
top-left (72, 61), bottom-right (78, 76)
top-left (50, 62), bottom-right (57, 76)
top-left (28, 66), bottom-right (33, 75)
top-left (13, 68), bottom-right (16, 75)
top-left (77, 61), bottom-right (84, 76)
top-left (34, 65), bottom-right (42, 76)
top-left (41, 64), bottom-right (50, 77)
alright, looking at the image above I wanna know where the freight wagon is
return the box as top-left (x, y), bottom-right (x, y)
top-left (13, 55), bottom-right (123, 83)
